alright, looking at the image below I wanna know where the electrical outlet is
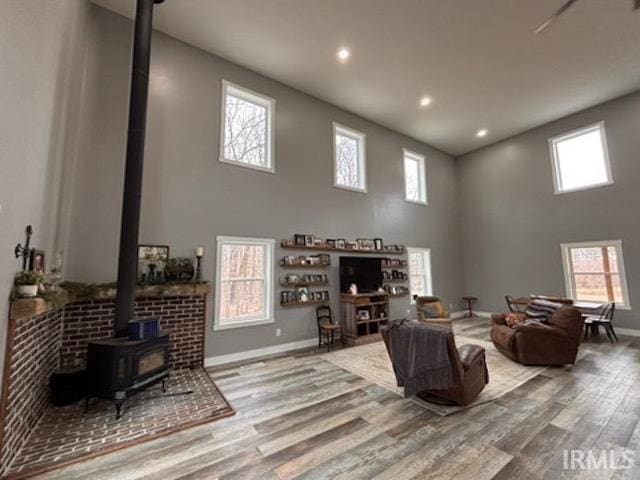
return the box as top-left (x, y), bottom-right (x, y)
top-left (275, 328), bottom-right (282, 337)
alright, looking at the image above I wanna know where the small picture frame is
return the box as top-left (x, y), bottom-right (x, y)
top-left (357, 239), bottom-right (375, 250)
top-left (374, 238), bottom-right (383, 250)
top-left (29, 249), bottom-right (45, 273)
top-left (357, 310), bottom-right (370, 320)
top-left (297, 286), bottom-right (309, 303)
top-left (304, 235), bottom-right (314, 247)
top-left (326, 239), bottom-right (336, 249)
top-left (336, 239), bottom-right (346, 249)
top-left (294, 234), bottom-right (306, 246)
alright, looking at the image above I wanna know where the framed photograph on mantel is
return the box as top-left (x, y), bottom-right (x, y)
top-left (137, 244), bottom-right (170, 283)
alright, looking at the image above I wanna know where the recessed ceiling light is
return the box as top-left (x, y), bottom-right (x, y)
top-left (419, 96), bottom-right (432, 107)
top-left (337, 47), bottom-right (351, 62)
top-left (476, 129), bottom-right (488, 138)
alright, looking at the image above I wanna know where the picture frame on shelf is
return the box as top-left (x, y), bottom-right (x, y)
top-left (336, 239), bottom-right (346, 249)
top-left (29, 249), bottom-right (45, 273)
top-left (294, 234), bottom-right (306, 246)
top-left (374, 238), bottom-right (383, 250)
top-left (304, 235), bottom-right (314, 247)
top-left (137, 244), bottom-right (169, 283)
top-left (326, 239), bottom-right (336, 248)
top-left (357, 239), bottom-right (375, 250)
top-left (296, 286), bottom-right (309, 303)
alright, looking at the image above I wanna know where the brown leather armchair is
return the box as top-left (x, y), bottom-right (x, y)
top-left (381, 324), bottom-right (488, 406)
top-left (491, 306), bottom-right (583, 366)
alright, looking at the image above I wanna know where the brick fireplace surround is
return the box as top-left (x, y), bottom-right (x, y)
top-left (0, 284), bottom-right (211, 477)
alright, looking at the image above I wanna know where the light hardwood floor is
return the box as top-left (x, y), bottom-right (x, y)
top-left (35, 317), bottom-right (640, 479)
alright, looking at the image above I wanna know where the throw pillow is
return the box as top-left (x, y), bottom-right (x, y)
top-left (505, 312), bottom-right (526, 327)
top-left (525, 299), bottom-right (562, 323)
top-left (419, 305), bottom-right (440, 318)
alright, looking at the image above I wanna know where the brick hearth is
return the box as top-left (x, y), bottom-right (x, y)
top-left (0, 284), bottom-right (213, 477)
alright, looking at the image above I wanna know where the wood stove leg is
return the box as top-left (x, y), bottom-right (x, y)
top-left (161, 378), bottom-right (167, 393)
top-left (83, 396), bottom-right (90, 414)
top-left (114, 400), bottom-right (125, 420)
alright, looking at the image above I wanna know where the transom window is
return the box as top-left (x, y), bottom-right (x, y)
top-left (549, 122), bottom-right (613, 194)
top-left (407, 247), bottom-right (433, 303)
top-left (403, 149), bottom-right (428, 204)
top-left (333, 123), bottom-right (367, 192)
top-left (214, 236), bottom-right (274, 329)
top-left (220, 81), bottom-right (275, 173)
top-left (561, 240), bottom-right (630, 309)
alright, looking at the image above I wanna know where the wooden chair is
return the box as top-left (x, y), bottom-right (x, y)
top-left (316, 305), bottom-right (342, 351)
top-left (584, 302), bottom-right (617, 342)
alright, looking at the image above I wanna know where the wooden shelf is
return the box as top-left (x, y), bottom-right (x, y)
top-left (279, 263), bottom-right (330, 269)
top-left (280, 282), bottom-right (329, 288)
top-left (383, 278), bottom-right (407, 283)
top-left (388, 293), bottom-right (409, 298)
top-left (281, 243), bottom-right (405, 255)
top-left (281, 300), bottom-right (328, 307)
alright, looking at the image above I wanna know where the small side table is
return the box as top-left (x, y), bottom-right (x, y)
top-left (462, 296), bottom-right (478, 318)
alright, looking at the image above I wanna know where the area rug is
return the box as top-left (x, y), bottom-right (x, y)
top-left (322, 335), bottom-right (548, 416)
top-left (4, 368), bottom-right (234, 480)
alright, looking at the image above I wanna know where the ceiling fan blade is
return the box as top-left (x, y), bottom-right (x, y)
top-left (535, 0), bottom-right (581, 34)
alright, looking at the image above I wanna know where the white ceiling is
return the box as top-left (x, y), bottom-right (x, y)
top-left (92, 0), bottom-right (640, 156)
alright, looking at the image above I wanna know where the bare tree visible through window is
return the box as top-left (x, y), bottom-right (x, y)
top-left (216, 237), bottom-right (274, 327)
top-left (221, 82), bottom-right (273, 171)
top-left (334, 124), bottom-right (365, 191)
top-left (405, 157), bottom-right (419, 201)
top-left (408, 248), bottom-right (432, 299)
top-left (562, 241), bottom-right (630, 308)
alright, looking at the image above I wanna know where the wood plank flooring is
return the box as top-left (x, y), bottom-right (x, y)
top-left (33, 318), bottom-right (640, 479)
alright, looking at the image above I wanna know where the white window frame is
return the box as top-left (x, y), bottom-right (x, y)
top-left (214, 236), bottom-right (275, 330)
top-left (560, 240), bottom-right (631, 310)
top-left (403, 149), bottom-right (428, 205)
top-left (548, 121), bottom-right (613, 194)
top-left (407, 247), bottom-right (433, 304)
top-left (219, 80), bottom-right (276, 174)
top-left (333, 122), bottom-right (367, 193)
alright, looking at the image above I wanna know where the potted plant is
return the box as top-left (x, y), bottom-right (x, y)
top-left (15, 271), bottom-right (44, 298)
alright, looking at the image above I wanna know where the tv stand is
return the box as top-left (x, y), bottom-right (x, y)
top-left (341, 292), bottom-right (389, 346)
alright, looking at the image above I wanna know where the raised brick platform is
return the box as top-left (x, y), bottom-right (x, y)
top-left (0, 284), bottom-right (212, 477)
top-left (4, 369), bottom-right (234, 479)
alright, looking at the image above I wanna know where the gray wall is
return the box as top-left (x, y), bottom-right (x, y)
top-left (66, 6), bottom-right (464, 358)
top-left (458, 91), bottom-right (640, 329)
top-left (0, 0), bottom-right (90, 382)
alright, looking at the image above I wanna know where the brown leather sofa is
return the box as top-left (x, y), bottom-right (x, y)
top-left (491, 306), bottom-right (583, 366)
top-left (381, 323), bottom-right (488, 406)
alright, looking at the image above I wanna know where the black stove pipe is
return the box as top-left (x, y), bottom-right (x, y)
top-left (114, 0), bottom-right (164, 337)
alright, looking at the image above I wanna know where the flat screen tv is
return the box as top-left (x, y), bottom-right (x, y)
top-left (340, 257), bottom-right (383, 293)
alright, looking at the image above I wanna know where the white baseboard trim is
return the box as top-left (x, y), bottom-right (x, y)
top-left (204, 338), bottom-right (318, 367)
top-left (615, 327), bottom-right (640, 337)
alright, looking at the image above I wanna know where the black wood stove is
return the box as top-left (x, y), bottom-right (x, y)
top-left (84, 0), bottom-right (184, 420)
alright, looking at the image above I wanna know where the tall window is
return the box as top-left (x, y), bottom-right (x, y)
top-left (549, 122), bottom-right (613, 194)
top-left (561, 240), bottom-right (630, 308)
top-left (215, 236), bottom-right (274, 329)
top-left (333, 123), bottom-right (367, 192)
top-left (403, 149), bottom-right (428, 204)
top-left (220, 81), bottom-right (275, 173)
top-left (407, 247), bottom-right (432, 302)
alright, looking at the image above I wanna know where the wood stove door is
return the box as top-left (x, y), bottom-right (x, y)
top-left (134, 343), bottom-right (170, 383)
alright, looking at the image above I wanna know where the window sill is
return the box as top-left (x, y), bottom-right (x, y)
top-left (219, 157), bottom-right (276, 175)
top-left (213, 317), bottom-right (274, 331)
top-left (333, 183), bottom-right (368, 194)
top-left (405, 198), bottom-right (428, 206)
top-left (554, 179), bottom-right (614, 195)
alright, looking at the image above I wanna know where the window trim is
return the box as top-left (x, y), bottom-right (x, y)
top-left (560, 240), bottom-right (631, 310)
top-left (219, 80), bottom-right (276, 174)
top-left (403, 149), bottom-right (428, 205)
top-left (548, 121), bottom-right (613, 195)
top-left (214, 235), bottom-right (275, 330)
top-left (333, 122), bottom-right (367, 193)
top-left (407, 247), bottom-right (433, 304)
